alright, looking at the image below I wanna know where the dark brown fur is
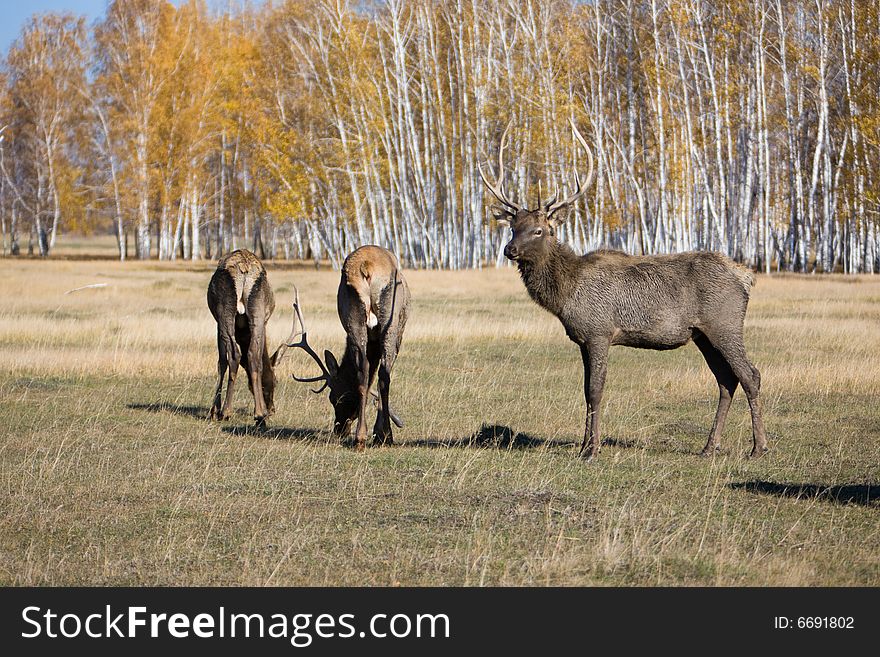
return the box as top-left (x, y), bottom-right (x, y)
top-left (207, 249), bottom-right (284, 425)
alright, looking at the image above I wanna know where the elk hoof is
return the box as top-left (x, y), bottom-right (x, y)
top-left (579, 449), bottom-right (599, 463)
top-left (371, 427), bottom-right (394, 447)
top-left (354, 441), bottom-right (366, 453)
top-left (748, 446), bottom-right (769, 459)
top-left (254, 416), bottom-right (267, 429)
top-left (699, 445), bottom-right (720, 458)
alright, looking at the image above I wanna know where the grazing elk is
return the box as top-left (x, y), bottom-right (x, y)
top-left (480, 121), bottom-right (768, 461)
top-left (280, 245), bottom-right (410, 451)
top-left (207, 249), bottom-right (290, 425)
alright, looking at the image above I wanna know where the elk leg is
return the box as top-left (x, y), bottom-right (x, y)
top-left (587, 345), bottom-right (608, 461)
top-left (372, 361), bottom-right (393, 446)
top-left (581, 343), bottom-right (608, 462)
top-left (219, 331), bottom-right (241, 421)
top-left (353, 344), bottom-right (370, 452)
top-left (693, 330), bottom-right (738, 456)
top-left (260, 344), bottom-right (275, 416)
top-left (247, 323), bottom-right (268, 425)
top-left (712, 336), bottom-right (768, 458)
top-left (578, 345), bottom-right (592, 456)
top-left (208, 330), bottom-right (229, 420)
top-left (747, 396), bottom-right (769, 458)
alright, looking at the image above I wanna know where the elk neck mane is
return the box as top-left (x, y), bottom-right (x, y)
top-left (515, 239), bottom-right (584, 315)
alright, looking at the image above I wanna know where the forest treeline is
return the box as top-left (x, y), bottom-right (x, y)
top-left (1, 0), bottom-right (878, 272)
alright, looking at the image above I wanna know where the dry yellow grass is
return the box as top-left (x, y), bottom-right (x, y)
top-left (0, 257), bottom-right (878, 585)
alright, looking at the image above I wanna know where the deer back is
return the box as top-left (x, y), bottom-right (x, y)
top-left (208, 249), bottom-right (275, 325)
top-left (338, 245), bottom-right (409, 344)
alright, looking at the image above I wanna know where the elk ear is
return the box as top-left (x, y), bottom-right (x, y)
top-left (546, 207), bottom-right (569, 230)
top-left (492, 206), bottom-right (512, 228)
top-left (324, 350), bottom-right (339, 378)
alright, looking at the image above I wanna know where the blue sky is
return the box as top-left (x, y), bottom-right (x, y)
top-left (1, 1), bottom-right (108, 51)
top-left (1, 1), bottom-right (265, 53)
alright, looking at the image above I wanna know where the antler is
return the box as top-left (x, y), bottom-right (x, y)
top-left (478, 122), bottom-right (524, 214)
top-left (370, 390), bottom-right (404, 428)
top-left (286, 287), bottom-right (333, 394)
top-left (271, 290), bottom-right (304, 368)
top-left (546, 119), bottom-right (595, 216)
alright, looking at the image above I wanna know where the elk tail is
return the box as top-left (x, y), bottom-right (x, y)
top-left (234, 268), bottom-right (262, 316)
top-left (233, 276), bottom-right (246, 315)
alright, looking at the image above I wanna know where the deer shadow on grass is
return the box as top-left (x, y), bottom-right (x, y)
top-left (127, 402), bottom-right (327, 444)
top-left (602, 437), bottom-right (645, 450)
top-left (605, 421), bottom-right (773, 457)
top-left (221, 425), bottom-right (329, 443)
top-left (408, 423), bottom-right (577, 451)
top-left (127, 402), bottom-right (210, 420)
top-left (730, 481), bottom-right (878, 507)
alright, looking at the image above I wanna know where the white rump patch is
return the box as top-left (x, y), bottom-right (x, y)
top-left (233, 274), bottom-right (255, 316)
top-left (367, 311), bottom-right (379, 328)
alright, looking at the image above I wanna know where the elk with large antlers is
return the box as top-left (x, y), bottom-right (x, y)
top-left (279, 245), bottom-right (410, 451)
top-left (207, 249), bottom-right (291, 425)
top-left (481, 121), bottom-right (768, 461)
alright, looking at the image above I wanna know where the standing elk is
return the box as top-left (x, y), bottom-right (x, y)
top-left (207, 249), bottom-right (290, 425)
top-left (279, 245), bottom-right (410, 451)
top-left (480, 121), bottom-right (768, 461)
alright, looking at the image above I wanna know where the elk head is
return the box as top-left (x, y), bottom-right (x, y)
top-left (278, 288), bottom-right (403, 436)
top-left (480, 119), bottom-right (595, 264)
top-left (263, 333), bottom-right (288, 415)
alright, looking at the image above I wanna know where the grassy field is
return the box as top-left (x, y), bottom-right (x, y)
top-left (0, 254), bottom-right (878, 585)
